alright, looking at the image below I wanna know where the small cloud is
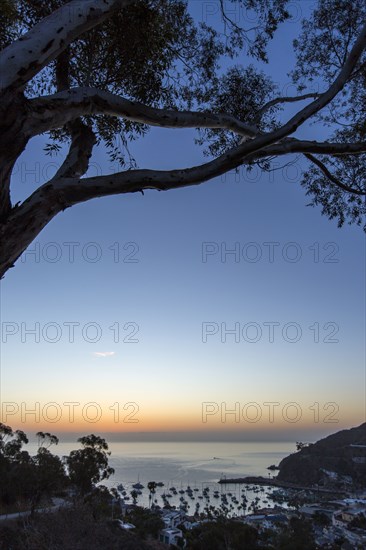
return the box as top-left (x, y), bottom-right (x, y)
top-left (93, 351), bottom-right (115, 357)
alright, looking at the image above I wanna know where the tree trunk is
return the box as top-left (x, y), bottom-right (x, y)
top-left (0, 196), bottom-right (61, 279)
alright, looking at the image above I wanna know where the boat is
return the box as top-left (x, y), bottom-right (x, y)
top-left (117, 483), bottom-right (124, 491)
top-left (132, 475), bottom-right (144, 490)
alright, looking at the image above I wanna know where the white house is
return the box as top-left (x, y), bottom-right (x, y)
top-left (159, 527), bottom-right (185, 547)
top-left (116, 519), bottom-right (136, 531)
top-left (161, 510), bottom-right (183, 529)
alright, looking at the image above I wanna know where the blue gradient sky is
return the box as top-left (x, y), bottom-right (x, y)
top-left (0, 1), bottom-right (365, 441)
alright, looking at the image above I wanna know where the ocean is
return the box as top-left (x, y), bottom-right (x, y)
top-left (26, 440), bottom-right (295, 512)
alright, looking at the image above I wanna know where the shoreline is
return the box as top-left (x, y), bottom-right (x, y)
top-left (218, 476), bottom-right (346, 495)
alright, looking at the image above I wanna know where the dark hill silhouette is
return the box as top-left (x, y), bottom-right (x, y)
top-left (277, 423), bottom-right (366, 487)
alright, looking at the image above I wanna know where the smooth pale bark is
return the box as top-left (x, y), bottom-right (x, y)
top-left (0, 91), bottom-right (31, 221)
top-left (24, 15), bottom-right (366, 144)
top-left (256, 92), bottom-right (320, 116)
top-left (1, 136), bottom-right (365, 278)
top-left (0, 0), bottom-right (135, 93)
top-left (27, 88), bottom-right (260, 139)
top-left (0, 0), bottom-right (133, 221)
top-left (0, 6), bottom-right (365, 278)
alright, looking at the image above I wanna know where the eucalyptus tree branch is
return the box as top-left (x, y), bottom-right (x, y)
top-left (256, 92), bottom-right (321, 116)
top-left (0, 0), bottom-right (135, 93)
top-left (252, 139), bottom-right (366, 157)
top-left (54, 121), bottom-right (96, 180)
top-left (27, 87), bottom-right (260, 139)
top-left (1, 20), bottom-right (366, 278)
top-left (26, 20), bottom-right (366, 146)
top-left (259, 22), bottom-right (366, 143)
top-left (304, 153), bottom-right (366, 195)
top-left (53, 49), bottom-right (97, 180)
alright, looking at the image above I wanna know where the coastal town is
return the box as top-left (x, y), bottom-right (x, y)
top-left (1, 423), bottom-right (365, 549)
top-left (111, 423), bottom-right (366, 547)
top-left (116, 483), bottom-right (366, 548)
top-left (1, 0), bottom-right (365, 548)
top-left (2, 475), bottom-right (365, 548)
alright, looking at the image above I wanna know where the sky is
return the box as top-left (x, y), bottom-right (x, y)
top-left (0, 1), bottom-right (365, 442)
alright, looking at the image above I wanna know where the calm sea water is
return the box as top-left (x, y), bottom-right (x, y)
top-left (106, 441), bottom-right (294, 484)
top-left (25, 440), bottom-right (295, 511)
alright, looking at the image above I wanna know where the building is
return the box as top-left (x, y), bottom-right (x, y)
top-left (159, 527), bottom-right (185, 547)
top-left (349, 444), bottom-right (366, 459)
top-left (161, 509), bottom-right (184, 529)
top-left (332, 506), bottom-right (366, 526)
top-left (116, 519), bottom-right (136, 531)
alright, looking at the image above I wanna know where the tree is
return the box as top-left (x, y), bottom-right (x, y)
top-left (26, 431), bottom-right (66, 511)
top-left (0, 422), bottom-right (28, 459)
top-left (0, 424), bottom-right (65, 511)
top-left (313, 511), bottom-right (331, 527)
top-left (66, 434), bottom-right (114, 494)
top-left (147, 481), bottom-right (157, 508)
top-left (349, 512), bottom-right (366, 529)
top-left (295, 441), bottom-right (309, 452)
top-left (126, 506), bottom-right (164, 539)
top-left (0, 423), bottom-right (31, 507)
top-left (36, 431), bottom-right (59, 449)
top-left (28, 447), bottom-right (67, 513)
top-left (186, 517), bottom-right (260, 550)
top-left (0, 0), bottom-right (365, 279)
top-left (273, 516), bottom-right (317, 550)
top-left (0, 502), bottom-right (155, 550)
top-left (130, 489), bottom-right (139, 505)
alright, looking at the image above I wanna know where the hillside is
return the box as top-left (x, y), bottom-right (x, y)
top-left (277, 423), bottom-right (366, 487)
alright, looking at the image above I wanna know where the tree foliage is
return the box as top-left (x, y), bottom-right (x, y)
top-left (0, 0), bottom-right (365, 278)
top-left (0, 424), bottom-right (114, 510)
top-left (272, 516), bottom-right (317, 550)
top-left (66, 434), bottom-right (115, 494)
top-left (291, 0), bottom-right (366, 229)
top-left (186, 517), bottom-right (261, 549)
top-left (0, 502), bottom-right (155, 550)
top-left (126, 506), bottom-right (164, 539)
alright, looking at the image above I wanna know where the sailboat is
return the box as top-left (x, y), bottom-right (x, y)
top-left (132, 475), bottom-right (144, 490)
